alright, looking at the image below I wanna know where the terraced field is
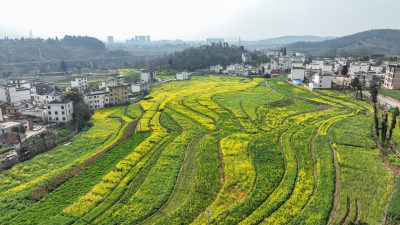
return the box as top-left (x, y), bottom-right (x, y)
top-left (1, 75), bottom-right (398, 224)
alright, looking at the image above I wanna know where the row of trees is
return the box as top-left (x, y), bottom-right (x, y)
top-left (154, 42), bottom-right (246, 71)
top-left (369, 80), bottom-right (400, 146)
top-left (0, 36), bottom-right (105, 51)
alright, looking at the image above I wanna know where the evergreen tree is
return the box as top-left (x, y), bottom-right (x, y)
top-left (369, 79), bottom-right (379, 136)
top-left (381, 111), bottom-right (388, 143)
top-left (388, 107), bottom-right (399, 140)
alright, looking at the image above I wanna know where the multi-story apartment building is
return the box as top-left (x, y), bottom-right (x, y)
top-left (141, 71), bottom-right (157, 83)
top-left (83, 91), bottom-right (110, 109)
top-left (46, 101), bottom-right (74, 123)
top-left (109, 85), bottom-right (129, 105)
top-left (384, 64), bottom-right (400, 89)
top-left (71, 76), bottom-right (88, 92)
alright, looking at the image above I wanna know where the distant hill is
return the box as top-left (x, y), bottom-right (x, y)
top-left (287, 29), bottom-right (400, 57)
top-left (0, 35), bottom-right (112, 64)
top-left (243, 35), bottom-right (334, 46)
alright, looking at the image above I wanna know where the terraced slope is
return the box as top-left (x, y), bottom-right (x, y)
top-left (1, 75), bottom-right (397, 225)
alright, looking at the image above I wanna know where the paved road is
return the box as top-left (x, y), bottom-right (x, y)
top-left (363, 91), bottom-right (400, 108)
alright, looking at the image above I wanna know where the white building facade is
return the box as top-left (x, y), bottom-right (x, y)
top-left (34, 93), bottom-right (62, 104)
top-left (309, 74), bottom-right (333, 90)
top-left (290, 67), bottom-right (305, 81)
top-left (71, 77), bottom-right (88, 92)
top-left (176, 72), bottom-right (189, 80)
top-left (0, 86), bottom-right (31, 103)
top-left (46, 101), bottom-right (74, 123)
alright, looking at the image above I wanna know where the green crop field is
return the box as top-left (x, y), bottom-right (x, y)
top-left (1, 75), bottom-right (399, 224)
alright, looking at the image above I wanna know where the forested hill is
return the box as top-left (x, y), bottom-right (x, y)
top-left (287, 29), bottom-right (400, 57)
top-left (157, 43), bottom-right (246, 71)
top-left (0, 35), bottom-right (120, 63)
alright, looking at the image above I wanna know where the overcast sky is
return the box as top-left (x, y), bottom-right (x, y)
top-left (1, 0), bottom-right (400, 41)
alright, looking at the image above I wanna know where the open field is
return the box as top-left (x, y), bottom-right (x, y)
top-left (1, 75), bottom-right (398, 224)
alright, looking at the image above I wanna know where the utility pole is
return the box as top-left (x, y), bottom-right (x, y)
top-left (205, 207), bottom-right (212, 225)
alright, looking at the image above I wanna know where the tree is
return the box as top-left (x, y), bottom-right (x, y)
top-left (11, 125), bottom-right (26, 146)
top-left (61, 89), bottom-right (83, 103)
top-left (388, 107), bottom-right (399, 140)
top-left (60, 60), bottom-right (67, 74)
top-left (341, 65), bottom-right (348, 76)
top-left (369, 79), bottom-right (379, 136)
top-left (350, 77), bottom-right (360, 99)
top-left (381, 111), bottom-right (388, 143)
top-left (39, 132), bottom-right (47, 149)
top-left (73, 102), bottom-right (91, 131)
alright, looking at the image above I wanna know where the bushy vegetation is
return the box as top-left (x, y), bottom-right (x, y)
top-left (156, 43), bottom-right (245, 71)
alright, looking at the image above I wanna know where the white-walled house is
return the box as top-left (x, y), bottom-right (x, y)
top-left (176, 72), bottom-right (189, 80)
top-left (83, 91), bottom-right (109, 110)
top-left (46, 101), bottom-right (74, 123)
top-left (290, 67), bottom-right (305, 81)
top-left (141, 71), bottom-right (157, 83)
top-left (71, 76), bottom-right (88, 92)
top-left (350, 62), bottom-right (370, 74)
top-left (210, 65), bottom-right (223, 73)
top-left (131, 83), bottom-right (148, 93)
top-left (322, 63), bottom-right (333, 73)
top-left (0, 85), bottom-right (31, 103)
top-left (0, 121), bottom-right (26, 146)
top-left (309, 73), bottom-right (333, 90)
top-left (6, 78), bottom-right (31, 89)
top-left (98, 75), bottom-right (125, 91)
top-left (34, 93), bottom-right (62, 104)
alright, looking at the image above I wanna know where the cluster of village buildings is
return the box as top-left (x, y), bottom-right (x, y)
top-left (0, 70), bottom-right (190, 148)
top-left (210, 50), bottom-right (400, 91)
top-left (3, 48), bottom-right (400, 148)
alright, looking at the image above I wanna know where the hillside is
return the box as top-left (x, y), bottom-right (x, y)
top-left (287, 29), bottom-right (400, 57)
top-left (1, 75), bottom-right (399, 224)
top-left (243, 35), bottom-right (334, 46)
top-left (0, 36), bottom-right (110, 64)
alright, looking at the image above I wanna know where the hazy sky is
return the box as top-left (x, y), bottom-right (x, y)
top-left (1, 0), bottom-right (400, 41)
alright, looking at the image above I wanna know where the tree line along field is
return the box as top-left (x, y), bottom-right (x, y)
top-left (1, 75), bottom-right (399, 224)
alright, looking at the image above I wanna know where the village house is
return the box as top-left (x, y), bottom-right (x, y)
top-left (71, 76), bottom-right (88, 92)
top-left (309, 73), bottom-right (333, 90)
top-left (21, 106), bottom-right (47, 122)
top-left (0, 85), bottom-right (31, 103)
top-left (33, 92), bottom-right (62, 104)
top-left (108, 85), bottom-right (130, 105)
top-left (31, 81), bottom-right (54, 96)
top-left (210, 65), bottom-right (223, 74)
top-left (349, 62), bottom-right (370, 74)
top-left (83, 91), bottom-right (109, 109)
top-left (383, 64), bottom-right (400, 89)
top-left (0, 121), bottom-right (27, 146)
top-left (46, 101), bottom-right (74, 123)
top-left (98, 75), bottom-right (124, 91)
top-left (176, 71), bottom-right (189, 80)
top-left (141, 71), bottom-right (157, 84)
top-left (289, 66), bottom-right (305, 82)
top-left (131, 83), bottom-right (149, 93)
